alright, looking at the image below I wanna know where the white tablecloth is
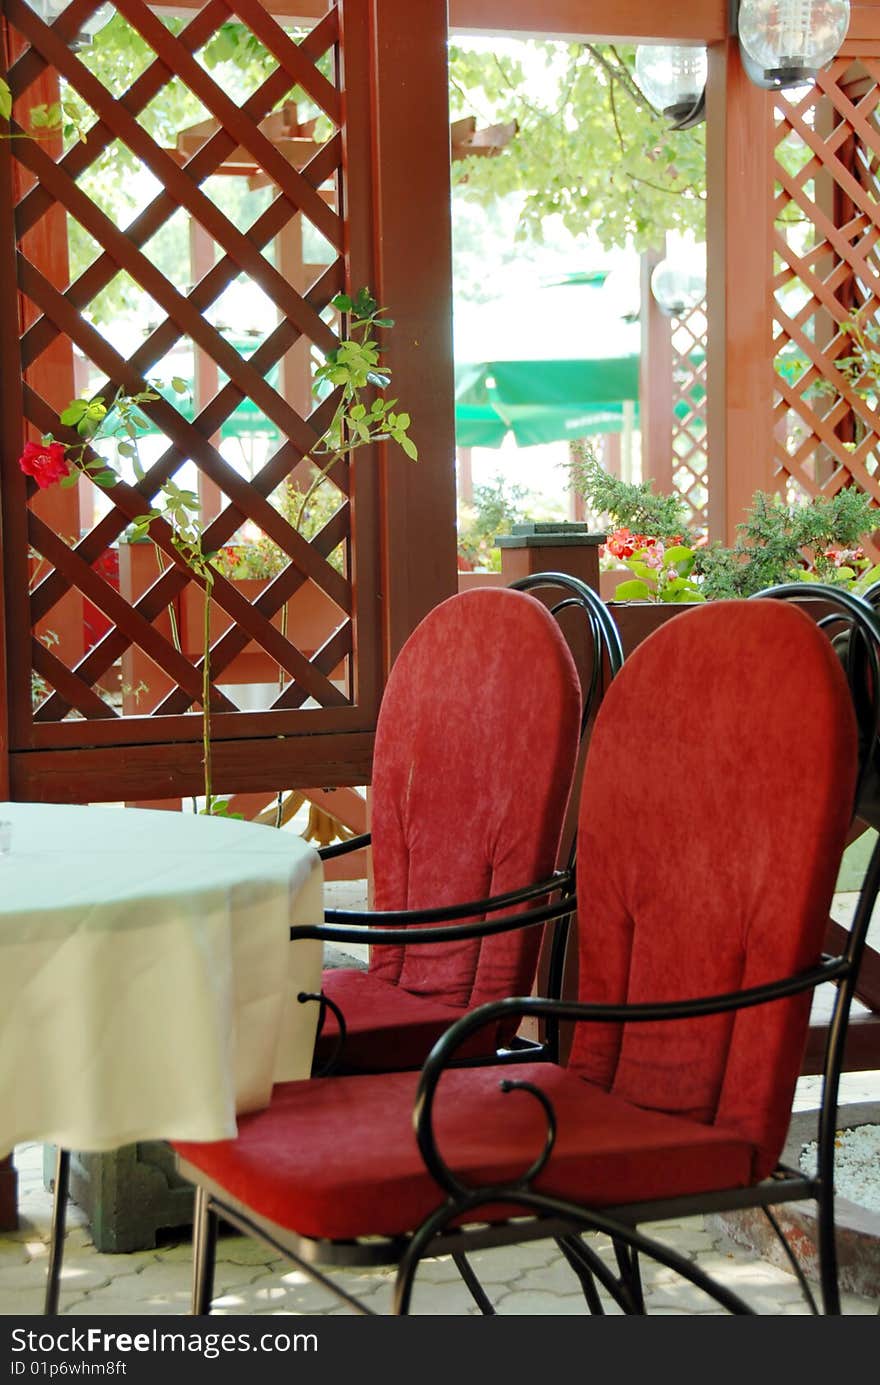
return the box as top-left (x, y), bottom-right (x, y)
top-left (0, 802), bottom-right (323, 1156)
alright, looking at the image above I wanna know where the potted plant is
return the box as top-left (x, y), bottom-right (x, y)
top-left (569, 446), bottom-right (880, 657)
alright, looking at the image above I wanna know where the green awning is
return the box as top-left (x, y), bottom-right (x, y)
top-left (453, 279), bottom-right (642, 449)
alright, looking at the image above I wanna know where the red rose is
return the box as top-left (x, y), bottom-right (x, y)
top-left (18, 440), bottom-right (69, 489)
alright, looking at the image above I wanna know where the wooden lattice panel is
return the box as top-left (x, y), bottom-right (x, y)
top-left (773, 60), bottom-right (880, 556)
top-left (0, 0), bottom-right (382, 768)
top-left (670, 299), bottom-right (708, 534)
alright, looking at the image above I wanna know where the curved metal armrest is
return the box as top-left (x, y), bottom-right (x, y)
top-left (290, 886), bottom-right (575, 947)
top-left (318, 831), bottom-right (371, 861)
top-left (321, 868), bottom-right (571, 926)
top-left (412, 954), bottom-right (851, 1173)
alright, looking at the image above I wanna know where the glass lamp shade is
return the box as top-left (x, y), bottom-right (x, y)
top-left (737, 0), bottom-right (850, 85)
top-left (650, 260), bottom-right (706, 318)
top-left (634, 46), bottom-right (708, 129)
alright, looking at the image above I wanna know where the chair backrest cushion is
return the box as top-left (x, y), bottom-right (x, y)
top-left (369, 586), bottom-right (582, 1013)
top-left (568, 599), bottom-right (857, 1179)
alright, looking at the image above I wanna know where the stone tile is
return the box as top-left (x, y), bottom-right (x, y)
top-left (407, 1280), bottom-right (483, 1314)
top-left (495, 1290), bottom-right (589, 1315)
top-left (641, 1281), bottom-right (729, 1314)
top-left (648, 1224), bottom-right (716, 1254)
top-left (517, 1257), bottom-right (598, 1297)
top-left (77, 1261), bottom-right (192, 1311)
top-left (60, 1252), bottom-right (144, 1287)
top-left (214, 1240), bottom-right (284, 1269)
top-left (0, 1287), bottom-right (52, 1316)
top-left (0, 1260), bottom-right (58, 1292)
top-left (417, 1243), bottom-right (554, 1287)
top-left (239, 1269), bottom-right (357, 1315)
top-left (63, 1297), bottom-right (184, 1317)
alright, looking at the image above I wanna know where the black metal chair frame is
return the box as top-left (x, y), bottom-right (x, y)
top-left (182, 584), bottom-right (880, 1316)
top-left (39, 575), bottom-right (620, 1317)
top-left (305, 572), bottom-right (624, 1074)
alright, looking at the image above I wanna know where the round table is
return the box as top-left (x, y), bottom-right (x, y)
top-left (0, 801), bottom-right (324, 1158)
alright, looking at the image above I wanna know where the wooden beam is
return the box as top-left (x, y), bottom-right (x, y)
top-left (159, 0), bottom-right (728, 41)
top-left (801, 1013), bottom-right (880, 1074)
top-left (10, 730), bottom-right (375, 802)
top-left (448, 0), bottom-right (727, 40)
top-left (845, 1), bottom-right (880, 45)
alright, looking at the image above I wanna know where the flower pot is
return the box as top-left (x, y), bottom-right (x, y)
top-left (608, 600), bottom-right (704, 658)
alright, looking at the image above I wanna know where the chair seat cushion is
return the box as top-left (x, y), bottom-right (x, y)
top-left (313, 968), bottom-right (499, 1072)
top-left (174, 1063), bottom-right (755, 1243)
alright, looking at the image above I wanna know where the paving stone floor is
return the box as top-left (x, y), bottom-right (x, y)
top-left (2, 885), bottom-right (879, 1317)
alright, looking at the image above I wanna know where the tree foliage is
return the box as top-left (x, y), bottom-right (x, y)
top-left (448, 41), bottom-right (706, 252)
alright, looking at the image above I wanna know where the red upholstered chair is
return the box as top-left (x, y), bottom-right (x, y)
top-left (175, 592), bottom-right (880, 1315)
top-left (306, 574), bottom-right (623, 1074)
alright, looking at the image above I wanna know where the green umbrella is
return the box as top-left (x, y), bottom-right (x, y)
top-left (453, 279), bottom-right (641, 449)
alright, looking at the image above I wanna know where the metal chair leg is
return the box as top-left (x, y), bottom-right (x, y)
top-left (451, 1251), bottom-right (495, 1314)
top-left (816, 1182), bottom-right (842, 1315)
top-left (614, 1240), bottom-right (645, 1313)
top-left (44, 1148), bottom-right (70, 1316)
top-left (191, 1186), bottom-right (219, 1315)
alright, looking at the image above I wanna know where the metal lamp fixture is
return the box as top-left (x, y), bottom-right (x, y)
top-left (735, 0), bottom-right (851, 89)
top-left (633, 45), bottom-right (708, 130)
top-left (636, 3), bottom-right (850, 121)
top-left (650, 258), bottom-right (706, 318)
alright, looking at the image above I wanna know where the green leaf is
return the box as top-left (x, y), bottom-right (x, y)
top-left (171, 377), bottom-right (188, 394)
top-left (670, 552), bottom-right (696, 577)
top-left (93, 470), bottom-right (118, 488)
top-left (614, 579), bottom-right (653, 601)
top-left (117, 442), bottom-right (136, 458)
top-left (60, 400), bottom-right (88, 427)
top-left (0, 78), bottom-right (11, 123)
top-left (400, 435), bottom-right (418, 461)
top-left (331, 293), bottom-right (353, 313)
top-left (59, 471), bottom-right (79, 489)
top-left (626, 560), bottom-right (654, 581)
top-left (664, 545), bottom-right (695, 565)
top-left (667, 589), bottom-right (705, 604)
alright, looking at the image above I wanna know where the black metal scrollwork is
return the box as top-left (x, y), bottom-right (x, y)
top-left (297, 990), bottom-right (348, 1077)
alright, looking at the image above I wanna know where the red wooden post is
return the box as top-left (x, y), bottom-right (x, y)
top-left (357, 0), bottom-right (459, 666)
top-left (498, 525), bottom-right (604, 591)
top-left (705, 38), bottom-right (775, 543)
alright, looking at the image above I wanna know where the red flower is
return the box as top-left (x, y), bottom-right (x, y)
top-left (825, 544), bottom-right (866, 567)
top-left (18, 440), bottom-right (69, 489)
top-left (607, 528), bottom-right (637, 559)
